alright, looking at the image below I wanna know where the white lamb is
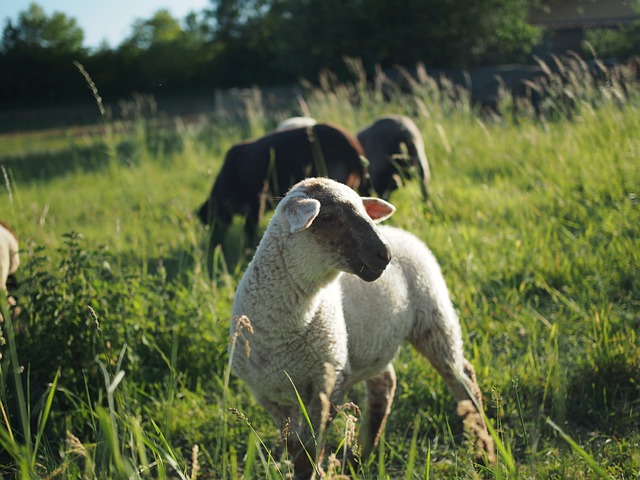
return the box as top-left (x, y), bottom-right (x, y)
top-left (230, 178), bottom-right (495, 478)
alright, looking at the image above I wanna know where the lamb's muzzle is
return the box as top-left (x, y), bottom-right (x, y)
top-left (355, 241), bottom-right (391, 282)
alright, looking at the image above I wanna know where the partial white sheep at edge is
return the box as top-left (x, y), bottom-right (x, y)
top-left (0, 221), bottom-right (19, 294)
top-left (0, 221), bottom-right (20, 321)
top-left (230, 177), bottom-right (495, 479)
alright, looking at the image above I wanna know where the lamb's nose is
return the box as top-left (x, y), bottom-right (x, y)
top-left (377, 241), bottom-right (392, 265)
top-left (378, 245), bottom-right (391, 263)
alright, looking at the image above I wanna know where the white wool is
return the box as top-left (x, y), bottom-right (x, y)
top-left (0, 223), bottom-right (19, 293)
top-left (276, 116), bottom-right (318, 132)
top-left (339, 225), bottom-right (464, 384)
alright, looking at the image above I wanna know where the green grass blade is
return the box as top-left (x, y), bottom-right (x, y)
top-left (404, 416), bottom-right (420, 480)
top-left (96, 406), bottom-right (129, 479)
top-left (283, 370), bottom-right (315, 440)
top-left (0, 298), bottom-right (31, 449)
top-left (244, 430), bottom-right (258, 479)
top-left (149, 417), bottom-right (188, 479)
top-left (0, 418), bottom-right (21, 464)
top-left (283, 371), bottom-right (321, 477)
top-left (31, 369), bottom-right (60, 468)
top-left (482, 408), bottom-right (517, 476)
top-left (424, 440), bottom-right (431, 479)
top-left (377, 437), bottom-right (386, 479)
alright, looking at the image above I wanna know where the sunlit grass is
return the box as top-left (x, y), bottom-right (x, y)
top-left (0, 55), bottom-right (639, 478)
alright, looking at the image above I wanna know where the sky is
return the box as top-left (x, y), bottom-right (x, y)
top-left (0, 0), bottom-right (212, 49)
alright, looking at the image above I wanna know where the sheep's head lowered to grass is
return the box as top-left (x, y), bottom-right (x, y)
top-left (279, 178), bottom-right (395, 282)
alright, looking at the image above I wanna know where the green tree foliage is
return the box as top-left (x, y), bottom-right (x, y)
top-left (204, 0), bottom-right (277, 86)
top-left (122, 9), bottom-right (183, 50)
top-left (0, 3), bottom-right (87, 107)
top-left (1, 2), bottom-right (84, 54)
top-left (0, 0), bottom-right (542, 109)
top-left (113, 9), bottom-right (216, 96)
top-left (585, 0), bottom-right (640, 59)
top-left (206, 0), bottom-right (541, 83)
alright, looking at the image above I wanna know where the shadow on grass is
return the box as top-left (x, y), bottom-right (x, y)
top-left (506, 341), bottom-right (640, 440)
top-left (1, 131), bottom-right (185, 184)
top-left (565, 350), bottom-right (640, 435)
top-left (143, 221), bottom-right (256, 287)
top-left (1, 142), bottom-right (112, 183)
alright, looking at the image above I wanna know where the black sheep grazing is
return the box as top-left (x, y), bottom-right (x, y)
top-left (357, 115), bottom-right (430, 201)
top-left (197, 123), bottom-right (370, 248)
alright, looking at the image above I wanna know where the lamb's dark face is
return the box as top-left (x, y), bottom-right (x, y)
top-left (285, 179), bottom-right (394, 282)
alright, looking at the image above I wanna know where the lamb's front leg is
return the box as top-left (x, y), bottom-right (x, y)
top-left (255, 397), bottom-right (322, 480)
top-left (360, 363), bottom-right (396, 459)
top-left (282, 396), bottom-right (332, 479)
top-left (281, 366), bottom-right (347, 480)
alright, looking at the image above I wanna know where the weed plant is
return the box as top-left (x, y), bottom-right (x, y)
top-left (0, 54), bottom-right (638, 478)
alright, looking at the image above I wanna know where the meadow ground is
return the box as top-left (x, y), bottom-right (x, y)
top-left (0, 57), bottom-right (638, 478)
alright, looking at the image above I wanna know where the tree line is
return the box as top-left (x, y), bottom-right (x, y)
top-left (1, 1), bottom-right (638, 110)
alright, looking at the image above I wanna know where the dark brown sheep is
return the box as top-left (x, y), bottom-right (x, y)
top-left (197, 123), bottom-right (370, 248)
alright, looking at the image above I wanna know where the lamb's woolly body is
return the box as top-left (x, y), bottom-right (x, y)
top-left (341, 225), bottom-right (464, 384)
top-left (0, 222), bottom-right (19, 292)
top-left (230, 178), bottom-right (494, 478)
top-left (234, 224), bottom-right (465, 399)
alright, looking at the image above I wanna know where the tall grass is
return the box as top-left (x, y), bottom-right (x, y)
top-left (0, 54), bottom-right (639, 478)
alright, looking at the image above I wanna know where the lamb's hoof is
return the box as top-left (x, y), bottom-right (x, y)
top-left (457, 400), bottom-right (496, 466)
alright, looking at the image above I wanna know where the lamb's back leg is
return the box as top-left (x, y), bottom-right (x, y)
top-left (409, 310), bottom-right (496, 464)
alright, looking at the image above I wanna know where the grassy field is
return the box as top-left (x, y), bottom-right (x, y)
top-left (0, 57), bottom-right (639, 478)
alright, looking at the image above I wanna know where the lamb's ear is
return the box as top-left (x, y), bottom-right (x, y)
top-left (283, 196), bottom-right (321, 233)
top-left (362, 197), bottom-right (396, 223)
